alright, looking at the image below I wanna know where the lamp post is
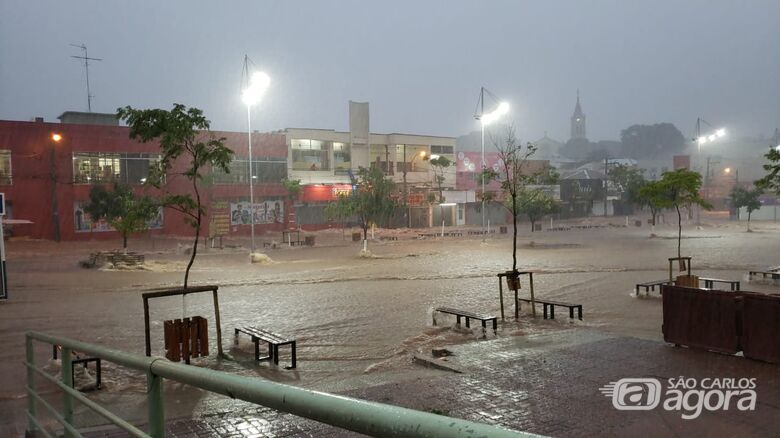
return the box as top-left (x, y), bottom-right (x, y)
top-left (693, 118), bottom-right (726, 225)
top-left (403, 148), bottom-right (427, 228)
top-left (474, 88), bottom-right (509, 240)
top-left (50, 133), bottom-right (62, 242)
top-left (241, 67), bottom-right (270, 253)
top-left (439, 203), bottom-right (456, 237)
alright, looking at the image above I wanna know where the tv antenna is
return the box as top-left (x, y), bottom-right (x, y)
top-left (70, 44), bottom-right (102, 112)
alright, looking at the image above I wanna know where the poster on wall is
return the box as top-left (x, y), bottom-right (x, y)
top-left (230, 201), bottom-right (284, 226)
top-left (73, 201), bottom-right (164, 232)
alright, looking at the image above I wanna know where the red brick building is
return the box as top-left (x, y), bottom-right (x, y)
top-left (0, 116), bottom-right (289, 242)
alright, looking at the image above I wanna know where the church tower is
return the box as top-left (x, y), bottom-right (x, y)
top-left (570, 90), bottom-right (587, 140)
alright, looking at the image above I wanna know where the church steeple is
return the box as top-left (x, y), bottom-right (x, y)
top-left (570, 90), bottom-right (587, 140)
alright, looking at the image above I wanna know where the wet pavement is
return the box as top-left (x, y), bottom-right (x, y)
top-left (81, 329), bottom-right (780, 437)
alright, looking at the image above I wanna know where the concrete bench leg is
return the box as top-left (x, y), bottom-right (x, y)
top-left (543, 304), bottom-right (548, 319)
top-left (481, 320), bottom-right (487, 338)
top-left (577, 306), bottom-right (583, 320)
top-left (550, 305), bottom-right (555, 319)
top-left (234, 328), bottom-right (239, 344)
top-left (455, 315), bottom-right (461, 326)
top-left (569, 307), bottom-right (574, 319)
top-left (465, 317), bottom-right (471, 329)
top-left (253, 338), bottom-right (260, 361)
top-left (273, 344), bottom-right (279, 366)
top-left (492, 319), bottom-right (497, 335)
top-left (290, 341), bottom-right (297, 369)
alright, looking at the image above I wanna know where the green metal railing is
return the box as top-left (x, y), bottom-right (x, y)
top-left (25, 331), bottom-right (533, 437)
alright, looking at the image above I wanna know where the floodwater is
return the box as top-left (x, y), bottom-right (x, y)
top-left (1, 218), bottom-right (778, 432)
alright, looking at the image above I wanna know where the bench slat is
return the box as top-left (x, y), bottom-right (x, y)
top-left (237, 327), bottom-right (292, 344)
top-left (434, 307), bottom-right (495, 320)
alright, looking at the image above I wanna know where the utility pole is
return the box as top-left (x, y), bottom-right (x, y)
top-left (604, 157), bottom-right (609, 217)
top-left (70, 44), bottom-right (102, 112)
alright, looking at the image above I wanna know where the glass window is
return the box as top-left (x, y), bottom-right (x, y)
top-left (212, 157), bottom-right (287, 184)
top-left (369, 144), bottom-right (392, 174)
top-left (430, 145), bottom-right (454, 155)
top-left (395, 145), bottom-right (428, 172)
top-left (333, 142), bottom-right (351, 174)
top-left (73, 152), bottom-right (160, 184)
top-left (291, 139), bottom-right (330, 171)
top-left (0, 150), bottom-right (11, 185)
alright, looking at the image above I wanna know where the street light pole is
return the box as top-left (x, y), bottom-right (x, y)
top-left (241, 59), bottom-right (270, 254)
top-left (246, 105), bottom-right (255, 252)
top-left (480, 88), bottom-right (486, 241)
top-left (474, 87), bottom-right (509, 241)
top-left (50, 133), bottom-right (62, 242)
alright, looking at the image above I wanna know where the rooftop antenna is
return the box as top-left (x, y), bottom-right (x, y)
top-left (70, 44), bottom-right (102, 112)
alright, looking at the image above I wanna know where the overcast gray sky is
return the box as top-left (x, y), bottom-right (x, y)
top-left (1, 1), bottom-right (778, 142)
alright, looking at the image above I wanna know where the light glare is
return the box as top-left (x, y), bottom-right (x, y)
top-left (242, 71), bottom-right (271, 106)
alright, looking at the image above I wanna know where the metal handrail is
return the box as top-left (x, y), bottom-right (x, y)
top-left (26, 331), bottom-right (534, 437)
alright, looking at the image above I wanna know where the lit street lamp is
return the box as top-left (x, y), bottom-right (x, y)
top-left (241, 60), bottom-right (270, 253)
top-left (474, 88), bottom-right (509, 239)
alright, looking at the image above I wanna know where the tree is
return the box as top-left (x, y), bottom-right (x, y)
top-left (281, 177), bottom-right (301, 226)
top-left (490, 126), bottom-right (537, 273)
top-left (428, 155), bottom-right (452, 204)
top-left (117, 104), bottom-right (233, 288)
top-left (620, 123), bottom-right (686, 159)
top-left (515, 188), bottom-right (560, 232)
top-left (325, 166), bottom-right (396, 251)
top-left (84, 182), bottom-right (159, 249)
top-left (756, 146), bottom-right (780, 194)
top-left (731, 187), bottom-right (762, 231)
top-left (609, 164), bottom-right (646, 207)
top-left (638, 180), bottom-right (666, 230)
top-left (656, 169), bottom-right (711, 259)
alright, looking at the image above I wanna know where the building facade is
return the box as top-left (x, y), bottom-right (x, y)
top-left (0, 117), bottom-right (289, 242)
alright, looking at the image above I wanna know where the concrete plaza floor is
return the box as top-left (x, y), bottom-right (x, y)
top-left (82, 328), bottom-right (780, 437)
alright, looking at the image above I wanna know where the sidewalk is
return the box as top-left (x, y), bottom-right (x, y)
top-left (83, 328), bottom-right (779, 437)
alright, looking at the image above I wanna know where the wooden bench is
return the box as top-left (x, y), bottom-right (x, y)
top-left (432, 307), bottom-right (497, 337)
top-left (635, 279), bottom-right (673, 295)
top-left (749, 270), bottom-right (780, 281)
top-left (53, 345), bottom-right (101, 389)
top-left (234, 327), bottom-right (297, 369)
top-left (700, 277), bottom-right (741, 291)
top-left (516, 298), bottom-right (583, 320)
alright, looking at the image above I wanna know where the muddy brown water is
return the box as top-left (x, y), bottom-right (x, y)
top-left (1, 220), bottom-right (778, 432)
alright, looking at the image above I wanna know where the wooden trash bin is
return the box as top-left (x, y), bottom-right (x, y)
top-left (164, 316), bottom-right (209, 364)
top-left (675, 275), bottom-right (699, 288)
top-left (352, 232), bottom-right (362, 242)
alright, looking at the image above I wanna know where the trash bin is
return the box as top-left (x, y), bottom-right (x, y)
top-left (305, 235), bottom-right (315, 246)
top-left (499, 226), bottom-right (508, 234)
top-left (635, 220), bottom-right (642, 227)
top-left (352, 232), bottom-right (362, 242)
top-left (534, 223), bottom-right (542, 231)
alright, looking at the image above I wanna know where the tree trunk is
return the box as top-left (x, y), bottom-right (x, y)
top-left (530, 220), bottom-right (535, 232)
top-left (122, 232), bottom-right (128, 249)
top-left (747, 212), bottom-right (751, 231)
top-left (184, 181), bottom-right (202, 290)
top-left (512, 195), bottom-right (518, 272)
top-left (676, 204), bottom-right (682, 259)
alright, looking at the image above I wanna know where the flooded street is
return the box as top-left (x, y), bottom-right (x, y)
top-left (2, 219), bottom-right (779, 431)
